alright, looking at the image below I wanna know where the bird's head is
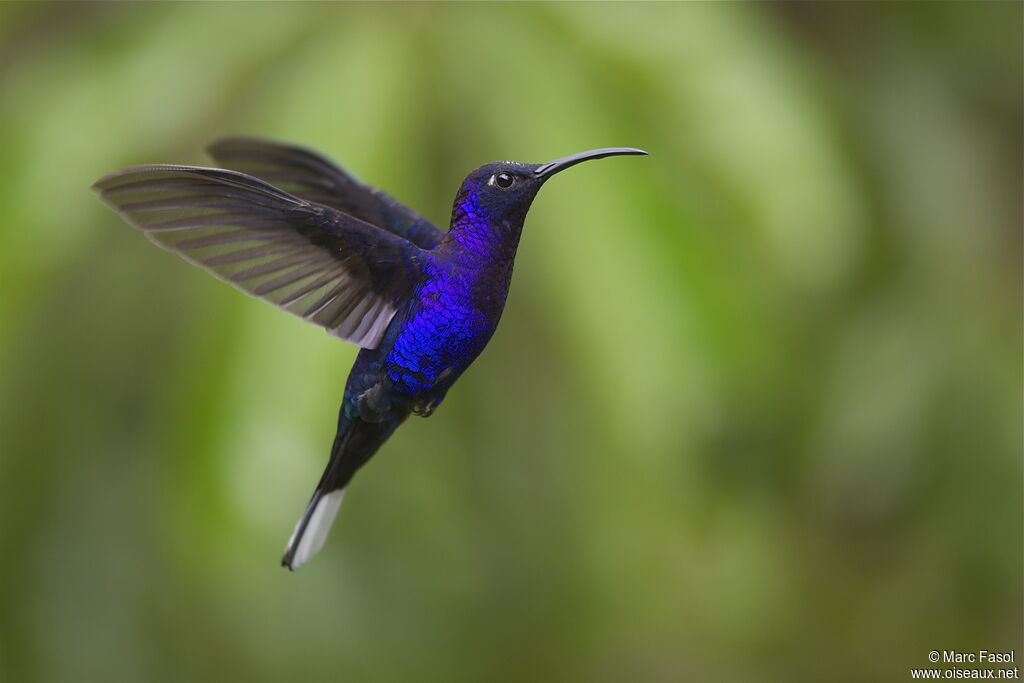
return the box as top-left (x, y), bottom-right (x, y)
top-left (449, 147), bottom-right (648, 243)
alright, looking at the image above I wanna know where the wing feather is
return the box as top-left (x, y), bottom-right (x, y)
top-left (93, 165), bottom-right (425, 349)
top-left (206, 137), bottom-right (447, 250)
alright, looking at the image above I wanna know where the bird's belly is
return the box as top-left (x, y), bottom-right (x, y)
top-left (385, 292), bottom-right (497, 396)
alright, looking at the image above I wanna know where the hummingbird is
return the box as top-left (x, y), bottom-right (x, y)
top-left (93, 137), bottom-right (647, 570)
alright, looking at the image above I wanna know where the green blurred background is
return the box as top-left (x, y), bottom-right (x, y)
top-left (0, 3), bottom-right (1020, 682)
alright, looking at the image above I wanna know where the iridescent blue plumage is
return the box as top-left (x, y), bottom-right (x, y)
top-left (92, 139), bottom-right (646, 570)
top-left (386, 183), bottom-right (523, 404)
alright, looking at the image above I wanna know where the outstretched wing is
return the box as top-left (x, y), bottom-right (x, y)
top-left (206, 137), bottom-right (447, 250)
top-left (92, 165), bottom-right (426, 349)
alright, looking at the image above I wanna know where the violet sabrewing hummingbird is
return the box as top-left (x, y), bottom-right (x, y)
top-left (92, 138), bottom-right (647, 569)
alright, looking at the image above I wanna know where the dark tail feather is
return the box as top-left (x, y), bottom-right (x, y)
top-left (281, 416), bottom-right (404, 570)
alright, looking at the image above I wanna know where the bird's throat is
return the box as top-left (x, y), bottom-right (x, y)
top-left (442, 192), bottom-right (524, 268)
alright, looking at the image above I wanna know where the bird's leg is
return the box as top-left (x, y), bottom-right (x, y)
top-left (411, 368), bottom-right (454, 418)
top-left (357, 383), bottom-right (392, 423)
top-left (412, 398), bottom-right (441, 418)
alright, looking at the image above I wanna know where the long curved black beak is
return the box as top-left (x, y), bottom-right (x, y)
top-left (533, 147), bottom-right (648, 180)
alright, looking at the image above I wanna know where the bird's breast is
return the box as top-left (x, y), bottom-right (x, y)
top-left (384, 269), bottom-right (509, 396)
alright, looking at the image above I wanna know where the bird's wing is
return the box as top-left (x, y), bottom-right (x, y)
top-left (205, 137), bottom-right (447, 250)
top-left (92, 165), bottom-right (427, 349)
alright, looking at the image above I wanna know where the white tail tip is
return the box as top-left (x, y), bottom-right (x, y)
top-left (283, 489), bottom-right (345, 571)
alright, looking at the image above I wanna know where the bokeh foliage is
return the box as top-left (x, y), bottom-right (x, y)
top-left (0, 3), bottom-right (1020, 682)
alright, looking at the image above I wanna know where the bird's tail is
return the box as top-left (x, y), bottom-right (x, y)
top-left (281, 415), bottom-right (404, 570)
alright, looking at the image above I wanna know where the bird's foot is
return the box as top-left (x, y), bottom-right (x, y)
top-left (411, 398), bottom-right (440, 418)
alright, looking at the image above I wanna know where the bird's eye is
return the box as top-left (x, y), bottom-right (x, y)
top-left (491, 172), bottom-right (516, 189)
